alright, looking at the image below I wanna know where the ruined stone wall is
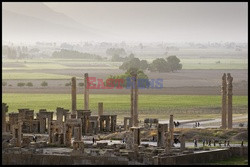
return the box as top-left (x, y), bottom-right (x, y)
top-left (2, 154), bottom-right (129, 165)
top-left (2, 147), bottom-right (248, 165)
top-left (156, 147), bottom-right (248, 165)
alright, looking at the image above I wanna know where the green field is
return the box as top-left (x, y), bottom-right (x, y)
top-left (2, 57), bottom-right (247, 72)
top-left (2, 94), bottom-right (247, 121)
top-left (2, 72), bottom-right (76, 80)
top-left (2, 58), bottom-right (121, 71)
top-left (180, 58), bottom-right (248, 69)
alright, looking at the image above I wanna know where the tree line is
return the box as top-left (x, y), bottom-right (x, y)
top-left (119, 55), bottom-right (182, 73)
top-left (2, 45), bottom-right (29, 59)
top-left (52, 49), bottom-right (103, 60)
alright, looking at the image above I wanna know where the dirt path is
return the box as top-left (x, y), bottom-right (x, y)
top-left (159, 115), bottom-right (248, 128)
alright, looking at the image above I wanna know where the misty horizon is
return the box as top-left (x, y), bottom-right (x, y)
top-left (2, 2), bottom-right (248, 43)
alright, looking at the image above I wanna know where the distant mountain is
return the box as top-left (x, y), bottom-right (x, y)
top-left (2, 2), bottom-right (116, 42)
top-left (3, 2), bottom-right (85, 30)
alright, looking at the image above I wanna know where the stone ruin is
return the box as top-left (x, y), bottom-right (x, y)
top-left (2, 73), bottom-right (117, 148)
top-left (2, 72), bottom-right (245, 165)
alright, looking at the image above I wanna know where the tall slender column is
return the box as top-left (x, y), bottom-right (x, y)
top-left (84, 73), bottom-right (89, 110)
top-left (130, 77), bottom-right (134, 126)
top-left (221, 73), bottom-right (227, 129)
top-left (71, 77), bottom-right (77, 116)
top-left (169, 115), bottom-right (174, 146)
top-left (133, 74), bottom-right (138, 127)
top-left (227, 73), bottom-right (233, 129)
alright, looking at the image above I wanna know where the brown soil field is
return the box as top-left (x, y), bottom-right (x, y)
top-left (2, 69), bottom-right (247, 95)
top-left (2, 85), bottom-right (247, 95)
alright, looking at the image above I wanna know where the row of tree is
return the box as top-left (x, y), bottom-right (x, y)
top-left (2, 45), bottom-right (29, 59)
top-left (119, 55), bottom-right (182, 72)
top-left (52, 49), bottom-right (103, 60)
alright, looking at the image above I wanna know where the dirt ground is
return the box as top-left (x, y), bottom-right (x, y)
top-left (2, 69), bottom-right (247, 95)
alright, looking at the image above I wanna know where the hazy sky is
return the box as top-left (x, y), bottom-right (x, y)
top-left (44, 2), bottom-right (248, 42)
top-left (2, 2), bottom-right (248, 43)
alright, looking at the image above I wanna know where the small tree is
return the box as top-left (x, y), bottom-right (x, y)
top-left (41, 81), bottom-right (48, 87)
top-left (26, 82), bottom-right (33, 87)
top-left (166, 55), bottom-right (182, 72)
top-left (78, 82), bottom-right (84, 87)
top-left (2, 81), bottom-right (7, 86)
top-left (17, 82), bottom-right (25, 87)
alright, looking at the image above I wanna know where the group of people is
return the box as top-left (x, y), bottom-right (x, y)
top-left (194, 122), bottom-right (200, 128)
top-left (195, 139), bottom-right (232, 147)
top-left (174, 121), bottom-right (180, 127)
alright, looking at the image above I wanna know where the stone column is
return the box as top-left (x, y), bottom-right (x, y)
top-left (180, 134), bottom-right (185, 152)
top-left (84, 73), bottom-right (89, 110)
top-left (131, 127), bottom-right (140, 149)
top-left (49, 124), bottom-right (54, 144)
top-left (106, 117), bottom-right (111, 132)
top-left (83, 116), bottom-right (88, 135)
top-left (130, 77), bottom-right (134, 126)
top-left (164, 132), bottom-right (170, 154)
top-left (98, 102), bottom-right (103, 117)
top-left (227, 73), bottom-right (233, 129)
top-left (71, 77), bottom-right (77, 116)
top-left (39, 117), bottom-right (46, 134)
top-left (2, 103), bottom-right (8, 133)
top-left (111, 115), bottom-right (117, 132)
top-left (124, 118), bottom-right (128, 131)
top-left (169, 115), bottom-right (174, 146)
top-left (133, 74), bottom-right (139, 127)
top-left (17, 121), bottom-right (23, 147)
top-left (56, 108), bottom-right (63, 123)
top-left (157, 123), bottom-right (168, 148)
top-left (99, 118), bottom-right (104, 132)
top-left (221, 73), bottom-right (227, 129)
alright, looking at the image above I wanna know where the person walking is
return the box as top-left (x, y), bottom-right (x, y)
top-left (213, 139), bottom-right (216, 147)
top-left (194, 138), bottom-right (198, 147)
top-left (208, 139), bottom-right (211, 146)
top-left (92, 137), bottom-right (95, 144)
top-left (224, 140), bottom-right (227, 147)
top-left (241, 139), bottom-right (244, 147)
top-left (202, 139), bottom-right (205, 147)
top-left (33, 134), bottom-right (37, 142)
top-left (219, 140), bottom-right (222, 147)
top-left (227, 140), bottom-right (230, 147)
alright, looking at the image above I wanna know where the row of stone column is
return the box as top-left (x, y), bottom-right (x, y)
top-left (71, 73), bottom-right (89, 116)
top-left (221, 73), bottom-right (233, 129)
